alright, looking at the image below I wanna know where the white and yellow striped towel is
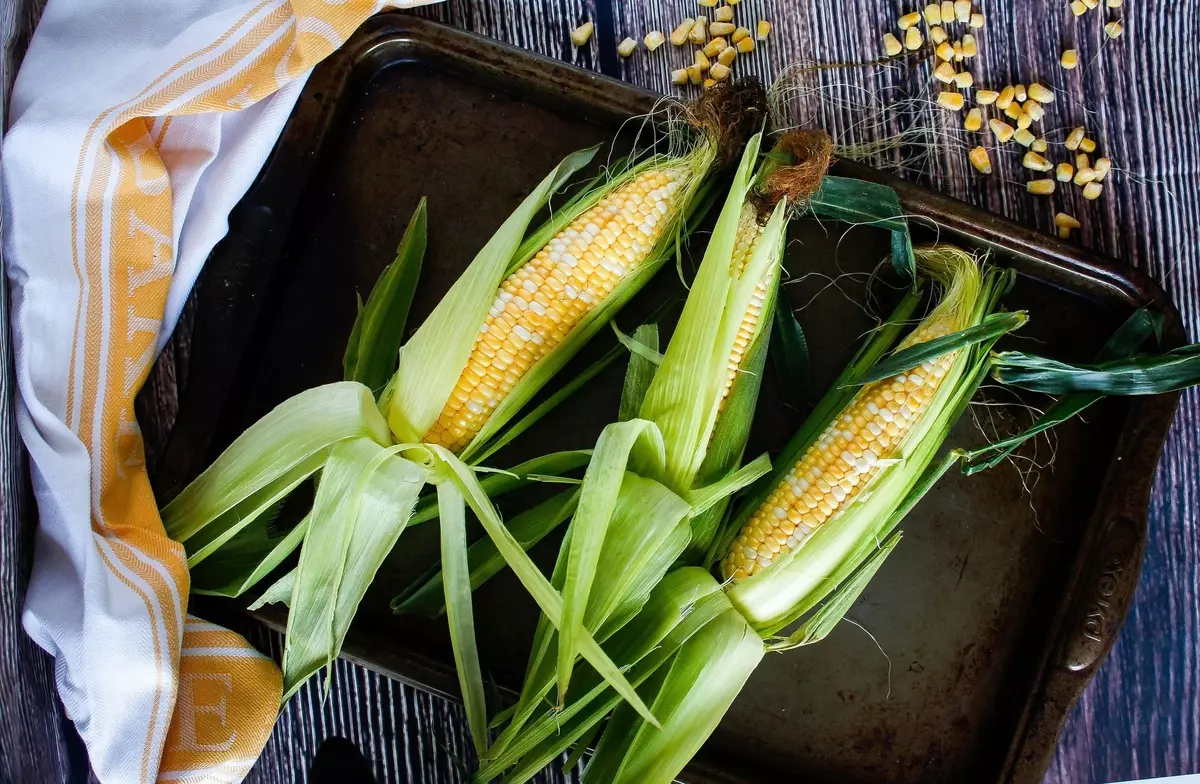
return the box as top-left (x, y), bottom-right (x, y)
top-left (3, 0), bottom-right (439, 781)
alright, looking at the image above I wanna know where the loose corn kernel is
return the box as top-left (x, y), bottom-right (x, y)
top-left (1028, 83), bottom-right (1055, 103)
top-left (710, 21), bottom-right (736, 36)
top-left (965, 107), bottom-right (983, 131)
top-left (703, 77), bottom-right (717, 89)
top-left (970, 11), bottom-right (985, 27)
top-left (718, 45), bottom-right (737, 66)
top-left (756, 20), bottom-right (771, 40)
top-left (1083, 0), bottom-right (1099, 8)
top-left (906, 27), bottom-right (924, 49)
top-left (1024, 101), bottom-right (1045, 121)
top-left (1074, 167), bottom-right (1096, 185)
top-left (925, 3), bottom-right (943, 25)
top-left (969, 145), bottom-right (993, 173)
top-left (1076, 153), bottom-right (1091, 170)
top-left (1017, 113), bottom-right (1034, 130)
top-left (1056, 162), bottom-right (1075, 181)
top-left (1061, 49), bottom-right (1079, 69)
top-left (571, 22), bottom-right (594, 46)
top-left (899, 11), bottom-right (923, 28)
top-left (941, 1), bottom-right (955, 22)
top-left (735, 36), bottom-right (756, 53)
top-left (1027, 179), bottom-right (1056, 195)
top-left (996, 85), bottom-right (1016, 109)
top-left (934, 62), bottom-right (957, 83)
top-left (644, 30), bottom-right (666, 50)
top-left (931, 25), bottom-right (949, 43)
top-left (1032, 137), bottom-right (1048, 153)
top-left (714, 5), bottom-right (733, 22)
top-left (1023, 151), bottom-right (1052, 171)
top-left (727, 0), bottom-right (742, 4)
top-left (1080, 137), bottom-right (1097, 153)
top-left (937, 41), bottom-right (956, 61)
top-left (954, 40), bottom-right (964, 60)
top-left (989, 119), bottom-right (1015, 142)
top-left (698, 0), bottom-right (717, 6)
top-left (732, 26), bottom-right (752, 43)
top-left (1004, 103), bottom-right (1022, 120)
top-left (1107, 0), bottom-right (1122, 6)
top-left (955, 0), bottom-right (971, 22)
top-left (689, 16), bottom-right (709, 44)
top-left (671, 68), bottom-right (689, 85)
top-left (938, 91), bottom-right (965, 110)
top-left (670, 18), bottom-right (696, 46)
top-left (617, 37), bottom-right (638, 57)
top-left (1056, 212), bottom-right (1082, 230)
top-left (1014, 83), bottom-right (1027, 102)
top-left (883, 32), bottom-right (903, 56)
top-left (1065, 126), bottom-right (1085, 150)
top-left (695, 50), bottom-right (711, 70)
top-left (1014, 127), bottom-right (1036, 147)
top-left (976, 89), bottom-right (1000, 105)
top-left (1070, 0), bottom-right (1087, 15)
top-left (704, 37), bottom-right (729, 56)
top-left (687, 64), bottom-right (704, 84)
top-left (710, 62), bottom-right (732, 81)
top-left (1083, 181), bottom-right (1104, 199)
top-left (962, 34), bottom-right (978, 56)
top-left (1093, 157), bottom-right (1112, 180)
top-left (954, 70), bottom-right (974, 88)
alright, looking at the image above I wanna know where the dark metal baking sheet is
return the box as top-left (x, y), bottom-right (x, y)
top-left (155, 15), bottom-right (1184, 784)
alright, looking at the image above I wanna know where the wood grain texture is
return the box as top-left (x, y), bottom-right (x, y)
top-left (1, 0), bottom-right (1197, 783)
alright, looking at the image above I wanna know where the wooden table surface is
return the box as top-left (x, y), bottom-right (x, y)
top-left (2, 1), bottom-right (1198, 783)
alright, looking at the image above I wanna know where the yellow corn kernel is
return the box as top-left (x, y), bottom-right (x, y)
top-left (1056, 162), bottom-right (1075, 181)
top-left (1074, 167), bottom-right (1096, 185)
top-left (670, 18), bottom-right (696, 46)
top-left (899, 11), bottom-right (923, 28)
top-left (1104, 20), bottom-right (1124, 38)
top-left (996, 85), bottom-right (1016, 109)
top-left (617, 37), bottom-right (638, 57)
top-left (954, 0), bottom-right (971, 22)
top-left (936, 41), bottom-right (956, 61)
top-left (1004, 103), bottom-right (1022, 120)
top-left (710, 62), bottom-right (732, 81)
top-left (699, 0), bottom-right (717, 6)
top-left (938, 91), bottom-right (965, 110)
top-left (1061, 49), bottom-right (1079, 69)
top-left (1028, 83), bottom-right (1055, 103)
top-left (969, 145), bottom-right (992, 173)
top-left (732, 26), bottom-right (752, 43)
top-left (1080, 137), bottom-right (1097, 153)
top-left (954, 40), bottom-right (964, 60)
top-left (930, 25), bottom-right (949, 44)
top-left (1032, 137), bottom-right (1048, 153)
top-left (689, 16), bottom-right (709, 44)
top-left (644, 31), bottom-right (666, 50)
top-left (1070, 0), bottom-right (1087, 15)
top-left (1017, 113), bottom-right (1033, 130)
top-left (570, 22), bottom-right (594, 47)
top-left (976, 89), bottom-right (999, 104)
top-left (1065, 126), bottom-right (1086, 150)
top-left (425, 168), bottom-right (687, 452)
top-left (687, 64), bottom-right (704, 84)
top-left (703, 77), bottom-right (717, 89)
top-left (989, 119), bottom-right (1015, 142)
top-left (962, 33), bottom-right (977, 56)
top-left (710, 21), bottom-right (736, 36)
top-left (1093, 157), bottom-right (1112, 181)
top-left (756, 20), bottom-right (772, 40)
top-left (1084, 0), bottom-right (1099, 8)
top-left (906, 26), bottom-right (924, 49)
top-left (1107, 0), bottom-right (1123, 6)
top-left (718, 205), bottom-right (771, 414)
top-left (934, 62), bottom-right (957, 83)
top-left (714, 5), bottom-right (734, 22)
top-left (1023, 100), bottom-right (1045, 121)
top-left (1027, 179), bottom-right (1056, 195)
top-left (884, 32), bottom-right (903, 56)
top-left (1056, 212), bottom-right (1082, 231)
top-left (1023, 151), bottom-right (1052, 171)
top-left (736, 36), bottom-right (756, 53)
top-left (970, 11), bottom-right (984, 27)
top-left (1014, 83), bottom-right (1027, 102)
top-left (1014, 127), bottom-right (1036, 147)
top-left (1083, 181), bottom-right (1104, 199)
top-left (954, 70), bottom-right (974, 88)
top-left (941, 1), bottom-right (955, 22)
top-left (671, 67), bottom-right (689, 86)
top-left (1076, 153), bottom-right (1091, 170)
top-left (704, 36), bottom-right (729, 56)
top-left (924, 3), bottom-right (943, 25)
top-left (695, 50), bottom-right (711, 70)
top-left (718, 45), bottom-right (737, 66)
top-left (964, 108), bottom-right (983, 131)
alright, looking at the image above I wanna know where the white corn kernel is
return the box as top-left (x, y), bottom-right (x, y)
top-left (925, 3), bottom-right (943, 25)
top-left (670, 18), bottom-right (696, 46)
top-left (756, 20), bottom-right (771, 40)
top-left (1065, 126), bottom-right (1085, 150)
top-left (1061, 49), bottom-right (1079, 69)
top-left (718, 45), bottom-right (737, 65)
top-left (970, 11), bottom-right (984, 27)
top-left (996, 85), bottom-right (1016, 109)
top-left (571, 22), bottom-right (594, 46)
top-left (931, 25), bottom-right (949, 44)
top-left (710, 21), bottom-right (736, 36)
top-left (689, 16), bottom-right (708, 44)
top-left (714, 6), bottom-right (733, 22)
top-left (644, 31), bottom-right (666, 50)
top-left (954, 70), bottom-right (974, 88)
top-left (934, 61), bottom-right (957, 83)
top-left (1014, 127), bottom-right (1036, 147)
top-left (1070, 0), bottom-right (1087, 14)
top-left (965, 107), bottom-right (983, 131)
top-left (1056, 162), bottom-right (1075, 181)
top-left (941, 1), bottom-right (955, 21)
top-left (1093, 157), bottom-right (1112, 181)
top-left (937, 41), bottom-right (955, 61)
top-left (1083, 181), bottom-right (1104, 199)
top-left (976, 89), bottom-right (999, 104)
top-left (969, 146), bottom-right (992, 173)
top-left (962, 34), bottom-right (977, 56)
top-left (906, 27), bottom-right (924, 49)
top-left (954, 0), bottom-right (971, 22)
top-left (989, 119), bottom-right (1015, 142)
top-left (1014, 83), bottom-right (1027, 102)
top-left (735, 36), bottom-right (756, 52)
top-left (883, 32), bottom-right (903, 56)
top-left (1080, 137), bottom-right (1097, 153)
top-left (1032, 138), bottom-right (1048, 152)
top-left (1027, 179), bottom-right (1056, 195)
top-left (1023, 151), bottom-right (1052, 171)
top-left (617, 37), bottom-right (637, 57)
top-left (671, 68), bottom-right (689, 85)
top-left (938, 91), bottom-right (965, 110)
top-left (732, 26), bottom-right (752, 43)
top-left (899, 11), bottom-right (923, 29)
top-left (710, 62), bottom-right (732, 81)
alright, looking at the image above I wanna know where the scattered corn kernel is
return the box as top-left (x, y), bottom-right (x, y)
top-left (735, 36), bottom-right (756, 53)
top-left (1061, 49), bottom-right (1079, 69)
top-left (671, 67), bottom-right (689, 85)
top-left (1027, 83), bottom-right (1054, 103)
top-left (689, 16), bottom-right (708, 43)
top-left (1093, 157), bottom-right (1112, 180)
top-left (1056, 162), bottom-right (1075, 181)
top-left (1056, 212), bottom-right (1082, 230)
top-left (670, 18), bottom-right (696, 46)
top-left (1027, 179), bottom-right (1056, 195)
top-left (687, 64), bottom-right (704, 84)
top-left (996, 85), bottom-right (1016, 109)
top-left (1076, 153), bottom-right (1091, 170)
top-left (1014, 83), bottom-right (1027, 102)
top-left (727, 0), bottom-right (742, 4)
top-left (976, 89), bottom-right (1000, 105)
top-left (906, 27), bottom-right (924, 49)
top-left (714, 6), bottom-right (734, 22)
top-left (970, 11), bottom-right (984, 27)
top-left (1074, 167), bottom-right (1096, 185)
top-left (1014, 128), bottom-right (1036, 146)
top-left (925, 3), bottom-right (943, 25)
top-left (1083, 181), bottom-right (1104, 200)
top-left (962, 34), bottom-right (977, 56)
top-left (941, 1), bottom-right (955, 22)
top-left (989, 119), bottom-right (1015, 142)
top-left (1023, 100), bottom-right (1045, 121)
top-left (704, 37), bottom-right (729, 56)
top-left (710, 62), bottom-right (732, 81)
top-left (732, 26), bottom-right (752, 43)
top-left (955, 0), bottom-right (971, 22)
top-left (1017, 113), bottom-right (1034, 130)
top-left (938, 91), bottom-right (965, 110)
top-left (1083, 0), bottom-right (1099, 8)
top-left (694, 50), bottom-right (711, 70)
top-left (703, 77), bottom-right (717, 89)
top-left (931, 25), bottom-right (949, 43)
top-left (710, 21), bottom-right (736, 36)
top-left (698, 0), bottom-right (717, 6)
top-left (571, 22), bottom-right (594, 46)
top-left (644, 30), bottom-right (666, 50)
top-left (718, 45), bottom-right (737, 66)
top-left (1004, 103), bottom-right (1022, 120)
top-left (954, 40), bottom-right (964, 60)
top-left (969, 146), bottom-right (992, 173)
top-left (1065, 127), bottom-right (1085, 150)
top-left (965, 108), bottom-right (983, 131)
top-left (884, 32), bottom-right (904, 56)
top-left (1070, 0), bottom-right (1087, 15)
top-left (934, 62), bottom-right (957, 83)
top-left (617, 37), bottom-right (637, 57)
top-left (899, 11), bottom-right (923, 29)
top-left (1107, 0), bottom-right (1123, 6)
top-left (1023, 151), bottom-right (1052, 171)
top-left (1032, 137), bottom-right (1048, 153)
top-left (1080, 137), bottom-right (1097, 153)
top-left (937, 41), bottom-right (956, 61)
top-left (756, 20), bottom-right (771, 40)
top-left (955, 70), bottom-right (974, 88)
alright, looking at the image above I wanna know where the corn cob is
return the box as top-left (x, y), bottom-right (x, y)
top-left (425, 168), bottom-right (686, 452)
top-left (717, 202), bottom-right (772, 414)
